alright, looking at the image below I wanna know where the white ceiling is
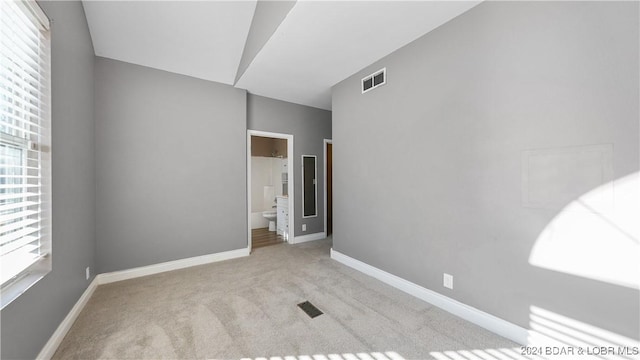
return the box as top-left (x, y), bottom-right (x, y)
top-left (83, 1), bottom-right (480, 110)
top-left (83, 1), bottom-right (257, 85)
top-left (236, 1), bottom-right (481, 110)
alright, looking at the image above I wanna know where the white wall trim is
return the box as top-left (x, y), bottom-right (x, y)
top-left (330, 248), bottom-right (529, 345)
top-left (96, 248), bottom-right (250, 285)
top-left (293, 232), bottom-right (326, 244)
top-left (36, 277), bottom-right (99, 360)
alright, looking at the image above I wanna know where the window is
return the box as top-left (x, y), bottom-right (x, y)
top-left (0, 0), bottom-right (51, 308)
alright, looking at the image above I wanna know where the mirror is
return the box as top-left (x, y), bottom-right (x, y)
top-left (302, 155), bottom-right (317, 218)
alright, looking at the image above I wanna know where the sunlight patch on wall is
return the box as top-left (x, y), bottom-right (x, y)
top-left (529, 171), bottom-right (640, 289)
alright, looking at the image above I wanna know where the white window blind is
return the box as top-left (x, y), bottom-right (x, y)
top-left (0, 0), bottom-right (51, 306)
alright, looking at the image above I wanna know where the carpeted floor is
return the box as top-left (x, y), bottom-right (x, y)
top-left (53, 239), bottom-right (518, 360)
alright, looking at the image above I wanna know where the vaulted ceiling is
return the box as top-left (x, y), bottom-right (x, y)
top-left (82, 1), bottom-right (481, 110)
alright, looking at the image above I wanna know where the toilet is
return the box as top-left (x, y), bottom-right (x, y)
top-left (262, 210), bottom-right (277, 231)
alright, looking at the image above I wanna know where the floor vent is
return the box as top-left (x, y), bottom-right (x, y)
top-left (297, 301), bottom-right (323, 318)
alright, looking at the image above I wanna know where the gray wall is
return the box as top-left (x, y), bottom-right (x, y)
top-left (235, 0), bottom-right (296, 83)
top-left (332, 1), bottom-right (639, 339)
top-left (95, 58), bottom-right (247, 273)
top-left (0, 2), bottom-right (96, 359)
top-left (247, 94), bottom-right (332, 237)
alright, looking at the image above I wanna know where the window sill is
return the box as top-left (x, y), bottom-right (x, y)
top-left (1, 267), bottom-right (50, 310)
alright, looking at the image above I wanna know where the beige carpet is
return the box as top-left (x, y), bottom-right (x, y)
top-left (53, 239), bottom-right (518, 360)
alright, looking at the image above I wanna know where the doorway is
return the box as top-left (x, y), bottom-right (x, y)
top-left (324, 139), bottom-right (333, 236)
top-left (247, 130), bottom-right (294, 252)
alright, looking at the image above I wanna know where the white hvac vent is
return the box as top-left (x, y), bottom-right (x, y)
top-left (362, 68), bottom-right (386, 93)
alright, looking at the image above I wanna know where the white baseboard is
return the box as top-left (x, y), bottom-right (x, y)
top-left (36, 277), bottom-right (99, 360)
top-left (292, 232), bottom-right (326, 244)
top-left (330, 248), bottom-right (529, 345)
top-left (97, 247), bottom-right (250, 285)
top-left (37, 247), bottom-right (250, 359)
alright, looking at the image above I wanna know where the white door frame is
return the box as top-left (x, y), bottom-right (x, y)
top-left (323, 139), bottom-right (332, 237)
top-left (247, 130), bottom-right (294, 252)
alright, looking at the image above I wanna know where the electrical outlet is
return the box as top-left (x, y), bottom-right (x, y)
top-left (302, 224), bottom-right (307, 231)
top-left (443, 273), bottom-right (453, 289)
top-left (86, 267), bottom-right (90, 280)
